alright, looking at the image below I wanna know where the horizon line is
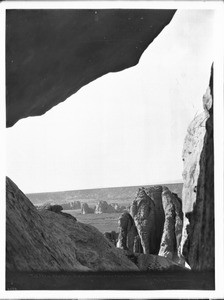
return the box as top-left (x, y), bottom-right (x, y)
top-left (25, 179), bottom-right (183, 195)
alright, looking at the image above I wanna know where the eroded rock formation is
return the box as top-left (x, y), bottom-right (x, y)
top-left (95, 201), bottom-right (117, 214)
top-left (116, 212), bottom-right (138, 251)
top-left (6, 9), bottom-right (176, 127)
top-left (130, 188), bottom-right (156, 254)
top-left (158, 187), bottom-right (183, 262)
top-left (117, 186), bottom-right (182, 257)
top-left (81, 202), bottom-right (95, 214)
top-left (6, 177), bottom-right (138, 272)
top-left (180, 65), bottom-right (214, 270)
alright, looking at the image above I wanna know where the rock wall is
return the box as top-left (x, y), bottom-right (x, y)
top-left (180, 65), bottom-right (214, 270)
top-left (6, 10), bottom-right (176, 127)
top-left (6, 177), bottom-right (138, 272)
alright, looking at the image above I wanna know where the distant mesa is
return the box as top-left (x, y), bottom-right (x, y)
top-left (81, 202), bottom-right (95, 214)
top-left (95, 201), bottom-right (117, 214)
top-left (61, 201), bottom-right (81, 210)
top-left (36, 200), bottom-right (81, 211)
top-left (80, 200), bottom-right (127, 215)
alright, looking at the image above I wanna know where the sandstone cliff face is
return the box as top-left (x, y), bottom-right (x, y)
top-left (6, 177), bottom-right (138, 272)
top-left (130, 188), bottom-right (156, 254)
top-left (180, 66), bottom-right (214, 270)
top-left (158, 187), bottom-right (183, 262)
top-left (6, 10), bottom-right (176, 127)
top-left (81, 202), bottom-right (95, 214)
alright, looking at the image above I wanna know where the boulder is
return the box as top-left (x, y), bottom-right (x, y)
top-left (47, 204), bottom-right (63, 213)
top-left (158, 187), bottom-right (183, 262)
top-left (6, 177), bottom-right (138, 272)
top-left (95, 201), bottom-right (116, 214)
top-left (130, 188), bottom-right (156, 254)
top-left (180, 65), bottom-right (214, 270)
top-left (81, 202), bottom-right (95, 214)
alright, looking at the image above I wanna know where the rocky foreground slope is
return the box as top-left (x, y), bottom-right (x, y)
top-left (6, 177), bottom-right (138, 272)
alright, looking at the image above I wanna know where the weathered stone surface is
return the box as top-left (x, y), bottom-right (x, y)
top-left (6, 177), bottom-right (138, 272)
top-left (81, 202), bottom-right (95, 214)
top-left (130, 188), bottom-right (156, 254)
top-left (180, 65), bottom-right (214, 270)
top-left (116, 212), bottom-right (138, 251)
top-left (159, 187), bottom-right (183, 262)
top-left (95, 201), bottom-right (116, 214)
top-left (6, 10), bottom-right (176, 127)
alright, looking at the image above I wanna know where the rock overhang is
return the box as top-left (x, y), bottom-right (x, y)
top-left (6, 9), bottom-right (176, 127)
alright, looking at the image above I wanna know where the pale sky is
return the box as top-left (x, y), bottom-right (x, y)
top-left (6, 10), bottom-right (215, 193)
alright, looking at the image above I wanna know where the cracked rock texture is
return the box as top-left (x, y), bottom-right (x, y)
top-left (6, 9), bottom-right (176, 127)
top-left (6, 177), bottom-right (138, 272)
top-left (180, 65), bottom-right (214, 270)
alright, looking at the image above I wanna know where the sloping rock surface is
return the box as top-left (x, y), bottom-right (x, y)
top-left (180, 65), bottom-right (214, 270)
top-left (6, 9), bottom-right (176, 127)
top-left (6, 177), bottom-right (138, 272)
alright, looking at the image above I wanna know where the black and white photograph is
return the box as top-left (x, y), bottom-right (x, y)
top-left (0, 0), bottom-right (224, 297)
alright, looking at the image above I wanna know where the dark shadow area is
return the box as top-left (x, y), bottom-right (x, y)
top-left (6, 270), bottom-right (215, 290)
